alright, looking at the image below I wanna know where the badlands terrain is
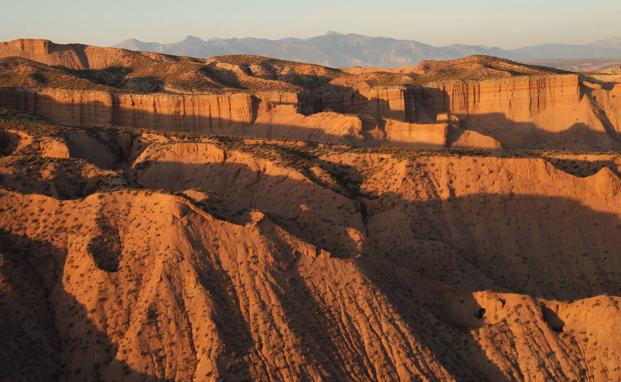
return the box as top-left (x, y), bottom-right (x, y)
top-left (1, 39), bottom-right (621, 381)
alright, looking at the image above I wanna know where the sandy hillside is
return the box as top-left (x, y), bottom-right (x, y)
top-left (1, 40), bottom-right (621, 381)
top-left (0, 112), bottom-right (620, 381)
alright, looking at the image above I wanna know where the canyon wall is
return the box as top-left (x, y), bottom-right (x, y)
top-left (592, 82), bottom-right (621, 134)
top-left (1, 75), bottom-right (620, 150)
top-left (0, 87), bottom-right (368, 145)
top-left (414, 74), bottom-right (621, 150)
top-left (0, 39), bottom-right (92, 69)
top-left (307, 74), bottom-right (621, 150)
top-left (1, 38), bottom-right (620, 151)
top-left (313, 86), bottom-right (416, 121)
top-left (0, 87), bottom-right (464, 147)
top-left (0, 87), bottom-right (259, 128)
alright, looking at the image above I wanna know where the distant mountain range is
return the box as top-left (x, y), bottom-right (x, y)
top-left (115, 32), bottom-right (621, 69)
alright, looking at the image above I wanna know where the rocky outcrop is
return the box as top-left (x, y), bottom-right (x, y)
top-left (1, 39), bottom-right (621, 150)
top-left (0, 87), bottom-right (256, 128)
top-left (591, 82), bottom-right (621, 135)
top-left (0, 39), bottom-right (92, 69)
top-left (298, 74), bottom-right (621, 150)
top-left (314, 86), bottom-right (416, 121)
top-left (0, 87), bottom-right (115, 126)
top-left (413, 74), bottom-right (620, 150)
top-left (450, 128), bottom-right (503, 150)
top-left (310, 74), bottom-right (621, 150)
top-left (0, 88), bottom-right (353, 139)
top-left (380, 120), bottom-right (448, 147)
top-left (0, 38), bottom-right (177, 70)
top-left (2, 87), bottom-right (487, 147)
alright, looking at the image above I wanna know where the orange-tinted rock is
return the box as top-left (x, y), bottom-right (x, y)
top-left (450, 128), bottom-right (503, 150)
top-left (381, 119), bottom-right (448, 147)
top-left (415, 75), bottom-right (620, 150)
top-left (2, 39), bottom-right (621, 151)
top-left (2, 115), bottom-right (621, 380)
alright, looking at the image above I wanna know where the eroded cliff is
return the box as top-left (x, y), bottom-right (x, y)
top-left (2, 39), bottom-right (621, 382)
top-left (1, 114), bottom-right (621, 381)
top-left (1, 39), bottom-right (620, 151)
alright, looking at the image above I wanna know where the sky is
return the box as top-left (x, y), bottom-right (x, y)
top-left (0, 0), bottom-right (619, 49)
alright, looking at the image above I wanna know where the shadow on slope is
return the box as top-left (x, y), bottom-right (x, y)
top-left (132, 156), bottom-right (621, 295)
top-left (133, 158), bottom-right (621, 300)
top-left (0, 230), bottom-right (169, 381)
top-left (459, 115), bottom-right (621, 151)
top-left (3, 151), bottom-right (621, 379)
top-left (134, 158), bottom-right (621, 378)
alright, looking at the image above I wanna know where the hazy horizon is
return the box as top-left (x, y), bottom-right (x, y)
top-left (112, 31), bottom-right (621, 50)
top-left (1, 0), bottom-right (620, 49)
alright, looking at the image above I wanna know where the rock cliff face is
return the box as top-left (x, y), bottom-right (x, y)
top-left (0, 87), bottom-right (116, 126)
top-left (0, 87), bottom-right (257, 128)
top-left (592, 82), bottom-right (621, 134)
top-left (310, 74), bottom-right (621, 150)
top-left (0, 88), bottom-right (369, 144)
top-left (414, 74), bottom-right (619, 150)
top-left (0, 39), bottom-right (94, 69)
top-left (3, 87), bottom-right (476, 147)
top-left (0, 38), bottom-right (176, 70)
top-left (1, 77), bottom-right (618, 150)
top-left (312, 86), bottom-right (416, 121)
top-left (1, 39), bottom-right (621, 151)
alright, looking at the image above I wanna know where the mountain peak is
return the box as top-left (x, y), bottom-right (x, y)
top-left (590, 37), bottom-right (621, 46)
top-left (183, 35), bottom-right (204, 43)
top-left (111, 32), bottom-right (621, 68)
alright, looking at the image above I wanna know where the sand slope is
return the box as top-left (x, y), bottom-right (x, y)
top-left (1, 114), bottom-right (621, 381)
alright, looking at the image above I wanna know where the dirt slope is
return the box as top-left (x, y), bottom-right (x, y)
top-left (2, 40), bottom-right (621, 381)
top-left (1, 114), bottom-right (621, 381)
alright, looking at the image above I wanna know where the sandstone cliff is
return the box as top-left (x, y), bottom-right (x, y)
top-left (0, 38), bottom-right (179, 70)
top-left (0, 87), bottom-right (465, 148)
top-left (312, 86), bottom-right (416, 121)
top-left (414, 74), bottom-right (620, 150)
top-left (1, 39), bottom-right (621, 151)
top-left (314, 74), bottom-right (621, 150)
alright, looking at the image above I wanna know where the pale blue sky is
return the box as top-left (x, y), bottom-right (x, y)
top-left (1, 0), bottom-right (619, 48)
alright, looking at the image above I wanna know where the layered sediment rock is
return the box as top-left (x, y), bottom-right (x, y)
top-left (0, 39), bottom-right (93, 69)
top-left (0, 87), bottom-right (257, 128)
top-left (0, 87), bottom-right (115, 126)
top-left (412, 74), bottom-right (621, 150)
top-left (1, 39), bottom-right (621, 151)
top-left (315, 86), bottom-right (416, 121)
top-left (296, 75), bottom-right (621, 150)
top-left (0, 38), bottom-right (173, 70)
top-left (0, 87), bottom-right (458, 147)
top-left (592, 82), bottom-right (621, 134)
top-left (379, 119), bottom-right (448, 147)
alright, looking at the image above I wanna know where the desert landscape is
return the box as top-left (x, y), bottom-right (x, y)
top-left (1, 35), bottom-right (621, 382)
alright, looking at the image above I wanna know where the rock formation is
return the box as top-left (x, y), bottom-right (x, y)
top-left (1, 39), bottom-right (621, 381)
top-left (1, 39), bottom-right (620, 151)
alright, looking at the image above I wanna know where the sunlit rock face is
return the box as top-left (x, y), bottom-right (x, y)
top-left (1, 39), bottom-right (621, 381)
